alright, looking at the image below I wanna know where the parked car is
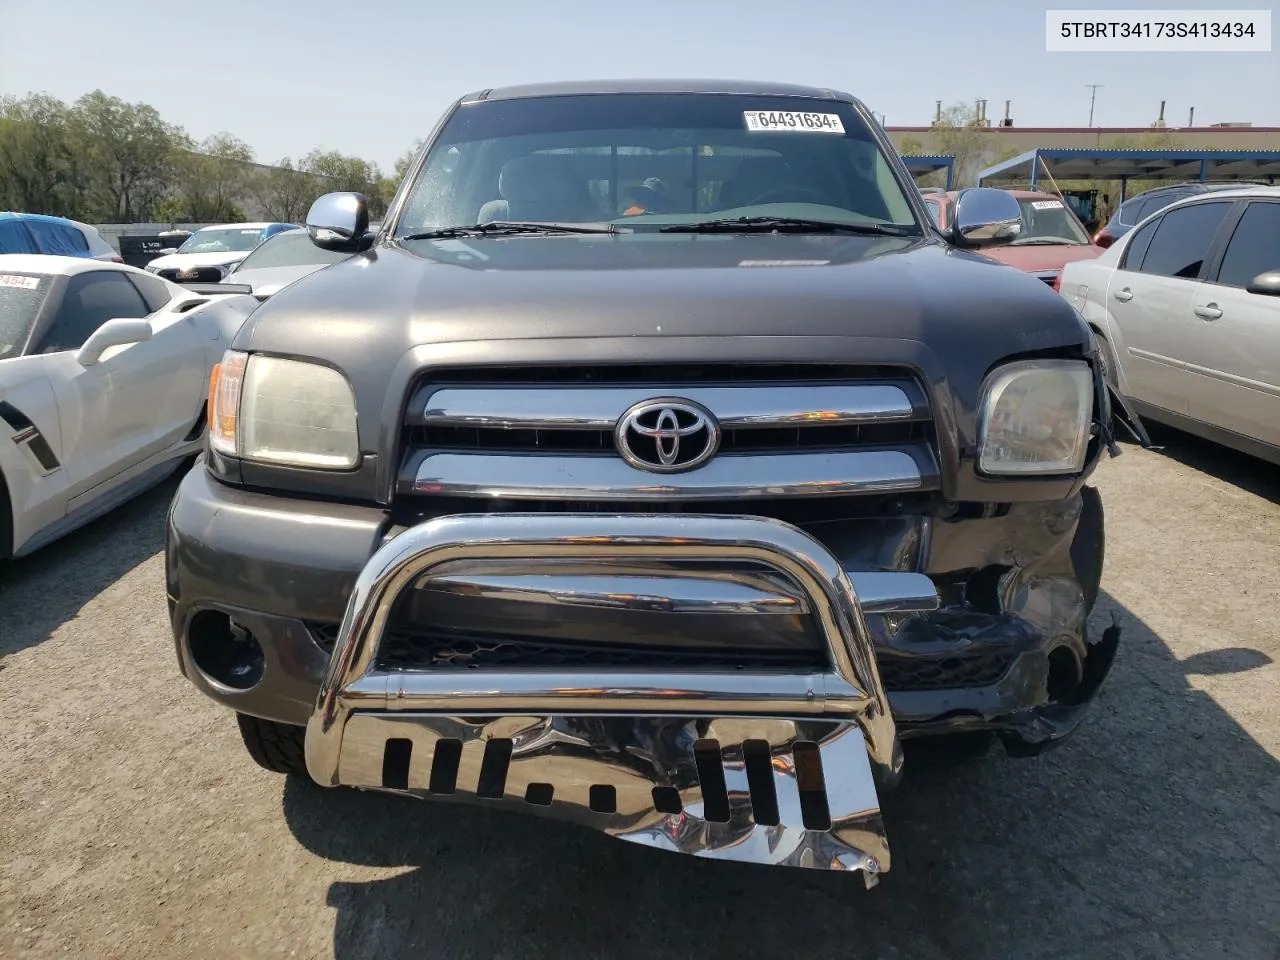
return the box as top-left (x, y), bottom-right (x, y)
top-left (144, 222), bottom-right (295, 281)
top-left (1062, 186), bottom-right (1280, 464)
top-left (0, 255), bottom-right (259, 557)
top-left (0, 212), bottom-right (122, 262)
top-left (223, 226), bottom-right (354, 299)
top-left (922, 190), bottom-right (1104, 285)
top-left (164, 78), bottom-right (1146, 884)
top-left (1091, 181), bottom-right (1269, 249)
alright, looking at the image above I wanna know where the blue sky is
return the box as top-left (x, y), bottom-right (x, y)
top-left (1, 0), bottom-right (1275, 171)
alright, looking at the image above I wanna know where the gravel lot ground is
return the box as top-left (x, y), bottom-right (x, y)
top-left (2, 428), bottom-right (1278, 960)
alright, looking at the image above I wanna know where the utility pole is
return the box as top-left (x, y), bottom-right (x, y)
top-left (1086, 84), bottom-right (1103, 127)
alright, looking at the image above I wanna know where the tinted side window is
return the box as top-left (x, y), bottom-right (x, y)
top-left (1216, 201), bottom-right (1280, 289)
top-left (127, 272), bottom-right (173, 312)
top-left (1136, 192), bottom-right (1184, 222)
top-left (1136, 202), bottom-right (1232, 280)
top-left (1120, 217), bottom-right (1159, 271)
top-left (39, 272), bottom-right (149, 353)
top-left (923, 200), bottom-right (941, 226)
top-left (1118, 198), bottom-right (1145, 225)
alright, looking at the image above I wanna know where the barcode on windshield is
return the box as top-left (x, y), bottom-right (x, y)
top-left (743, 111), bottom-right (845, 134)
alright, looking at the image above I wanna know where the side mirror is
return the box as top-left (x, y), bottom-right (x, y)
top-left (949, 187), bottom-right (1023, 247)
top-left (306, 192), bottom-right (371, 252)
top-left (76, 318), bottom-right (152, 366)
top-left (1245, 270), bottom-right (1280, 296)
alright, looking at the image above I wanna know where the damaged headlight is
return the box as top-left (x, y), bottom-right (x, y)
top-left (977, 359), bottom-right (1093, 475)
top-left (208, 350), bottom-right (359, 469)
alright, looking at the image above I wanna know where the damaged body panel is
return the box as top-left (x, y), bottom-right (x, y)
top-left (164, 79), bottom-right (1145, 879)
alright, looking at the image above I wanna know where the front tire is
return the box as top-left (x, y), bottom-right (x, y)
top-left (235, 713), bottom-right (309, 777)
top-left (1093, 329), bottom-right (1119, 389)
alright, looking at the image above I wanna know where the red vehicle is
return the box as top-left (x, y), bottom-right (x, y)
top-left (920, 189), bottom-right (1104, 287)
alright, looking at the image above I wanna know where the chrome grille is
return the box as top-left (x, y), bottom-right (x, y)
top-left (408, 419), bottom-right (931, 453)
top-left (398, 364), bottom-right (939, 501)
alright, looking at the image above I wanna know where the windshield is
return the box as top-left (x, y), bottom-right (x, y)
top-left (0, 273), bottom-right (50, 360)
top-left (1013, 198), bottom-right (1091, 245)
top-left (394, 94), bottom-right (920, 235)
top-left (231, 230), bottom-right (349, 271)
top-left (177, 227), bottom-right (269, 254)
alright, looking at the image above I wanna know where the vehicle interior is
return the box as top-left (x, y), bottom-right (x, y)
top-left (401, 128), bottom-right (917, 231)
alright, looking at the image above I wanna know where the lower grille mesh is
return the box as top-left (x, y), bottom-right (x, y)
top-left (305, 622), bottom-right (1015, 690)
top-left (379, 630), bottom-right (822, 671)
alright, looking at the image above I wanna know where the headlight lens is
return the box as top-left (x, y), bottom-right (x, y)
top-left (208, 350), bottom-right (359, 469)
top-left (977, 360), bottom-right (1093, 475)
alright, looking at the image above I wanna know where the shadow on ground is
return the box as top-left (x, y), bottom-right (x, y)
top-left (281, 591), bottom-right (1280, 960)
top-left (1139, 424), bottom-right (1280, 503)
top-left (0, 469), bottom-right (182, 661)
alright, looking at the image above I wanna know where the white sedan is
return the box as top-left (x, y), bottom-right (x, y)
top-left (0, 255), bottom-right (259, 557)
top-left (1060, 185), bottom-right (1280, 465)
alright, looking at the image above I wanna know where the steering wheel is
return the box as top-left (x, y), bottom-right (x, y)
top-left (743, 185), bottom-right (833, 206)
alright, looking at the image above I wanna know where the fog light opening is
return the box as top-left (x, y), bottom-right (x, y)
top-left (1046, 645), bottom-right (1083, 702)
top-left (187, 610), bottom-right (265, 691)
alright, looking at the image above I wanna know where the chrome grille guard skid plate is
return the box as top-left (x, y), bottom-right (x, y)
top-left (305, 514), bottom-right (934, 878)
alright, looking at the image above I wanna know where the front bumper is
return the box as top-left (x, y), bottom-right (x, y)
top-left (302, 511), bottom-right (921, 880)
top-left (166, 467), bottom-right (1118, 876)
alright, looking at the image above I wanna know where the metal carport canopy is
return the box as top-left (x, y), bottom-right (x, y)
top-left (900, 154), bottom-right (954, 190)
top-left (977, 147), bottom-right (1280, 200)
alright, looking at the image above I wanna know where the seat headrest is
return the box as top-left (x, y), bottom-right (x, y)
top-left (499, 155), bottom-right (583, 203)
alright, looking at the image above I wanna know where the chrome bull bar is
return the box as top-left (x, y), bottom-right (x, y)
top-left (304, 513), bottom-right (939, 878)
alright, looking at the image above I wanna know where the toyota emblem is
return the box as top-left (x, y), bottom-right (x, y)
top-left (614, 399), bottom-right (721, 473)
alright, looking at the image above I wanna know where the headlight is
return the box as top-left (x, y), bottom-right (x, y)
top-left (976, 359), bottom-right (1093, 475)
top-left (208, 350), bottom-right (359, 469)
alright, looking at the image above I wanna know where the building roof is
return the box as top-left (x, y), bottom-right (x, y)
top-left (900, 154), bottom-right (955, 187)
top-left (468, 79), bottom-right (855, 102)
top-left (978, 148), bottom-right (1280, 184)
top-left (887, 125), bottom-right (1280, 134)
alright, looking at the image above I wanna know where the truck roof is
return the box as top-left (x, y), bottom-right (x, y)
top-left (465, 78), bottom-right (855, 103)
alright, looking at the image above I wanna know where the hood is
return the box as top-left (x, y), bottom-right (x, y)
top-left (223, 262), bottom-right (330, 297)
top-left (237, 232), bottom-right (1093, 431)
top-left (980, 243), bottom-right (1104, 275)
top-left (148, 250), bottom-right (248, 271)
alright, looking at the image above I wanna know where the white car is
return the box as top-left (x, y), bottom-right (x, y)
top-left (1060, 185), bottom-right (1280, 465)
top-left (0, 255), bottom-right (259, 557)
top-left (144, 222), bottom-right (296, 281)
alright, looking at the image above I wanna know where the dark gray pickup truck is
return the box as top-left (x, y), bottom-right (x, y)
top-left (165, 79), bottom-right (1147, 884)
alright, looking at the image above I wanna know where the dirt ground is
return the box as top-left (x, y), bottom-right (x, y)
top-left (2, 426), bottom-right (1278, 960)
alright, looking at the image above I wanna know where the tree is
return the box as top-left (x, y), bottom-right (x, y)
top-left (929, 103), bottom-right (989, 188)
top-left (171, 133), bottom-right (255, 221)
top-left (252, 157), bottom-right (319, 223)
top-left (70, 90), bottom-right (184, 220)
top-left (301, 149), bottom-right (390, 218)
top-left (0, 94), bottom-right (78, 216)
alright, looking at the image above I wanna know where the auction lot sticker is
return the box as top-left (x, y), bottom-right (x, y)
top-left (1031, 200), bottom-right (1065, 210)
top-left (0, 275), bottom-right (40, 289)
top-left (744, 111), bottom-right (845, 133)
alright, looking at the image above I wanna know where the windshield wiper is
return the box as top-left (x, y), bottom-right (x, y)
top-left (659, 216), bottom-right (915, 236)
top-left (401, 220), bottom-right (617, 240)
